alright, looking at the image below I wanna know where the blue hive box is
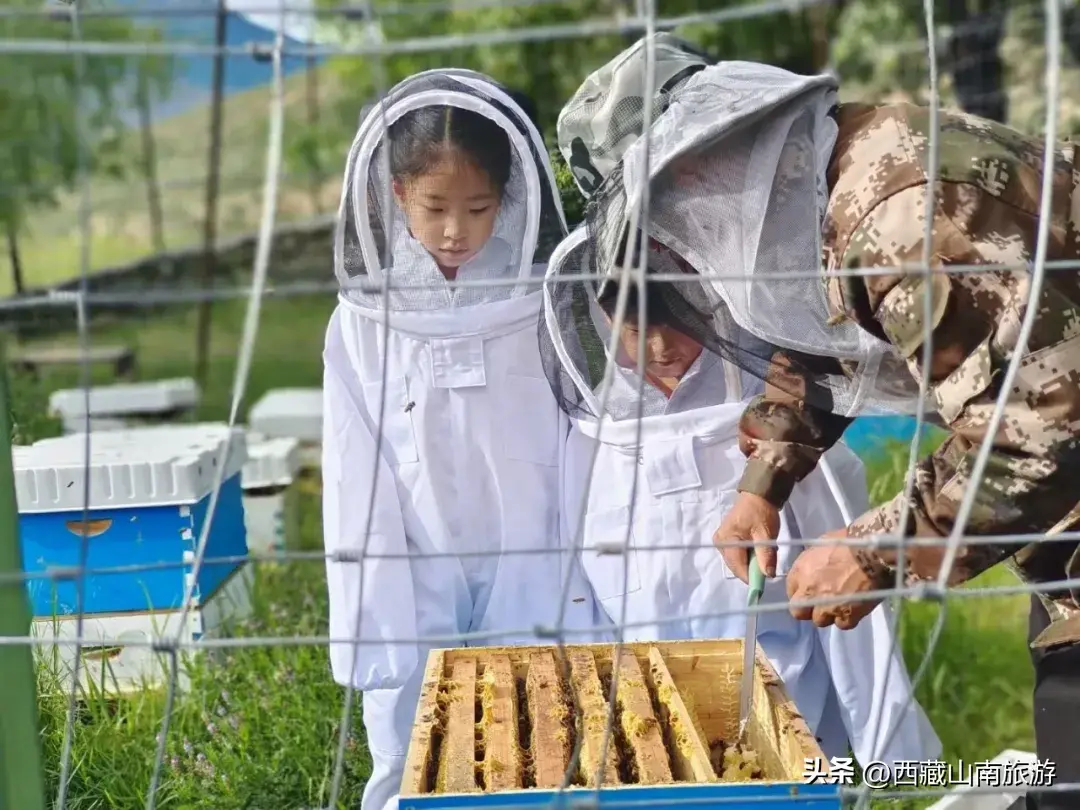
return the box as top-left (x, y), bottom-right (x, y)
top-left (398, 640), bottom-right (842, 810)
top-left (13, 423), bottom-right (249, 618)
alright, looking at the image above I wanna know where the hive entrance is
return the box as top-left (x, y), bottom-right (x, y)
top-left (404, 644), bottom-right (767, 796)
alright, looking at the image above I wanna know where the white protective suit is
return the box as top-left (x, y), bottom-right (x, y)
top-left (540, 226), bottom-right (942, 770)
top-left (323, 72), bottom-right (603, 810)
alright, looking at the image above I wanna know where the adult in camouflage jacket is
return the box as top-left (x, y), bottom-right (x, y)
top-left (558, 35), bottom-right (1080, 807)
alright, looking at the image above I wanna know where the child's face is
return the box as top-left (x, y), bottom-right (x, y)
top-left (614, 317), bottom-right (703, 381)
top-left (393, 150), bottom-right (501, 275)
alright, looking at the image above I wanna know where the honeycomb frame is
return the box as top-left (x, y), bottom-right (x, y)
top-left (400, 639), bottom-right (828, 797)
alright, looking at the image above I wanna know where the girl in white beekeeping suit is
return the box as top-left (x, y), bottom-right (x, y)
top-left (538, 226), bottom-right (942, 770)
top-left (322, 71), bottom-right (603, 810)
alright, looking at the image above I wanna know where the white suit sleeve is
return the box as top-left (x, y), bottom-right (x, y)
top-left (791, 444), bottom-right (943, 768)
top-left (322, 310), bottom-right (418, 691)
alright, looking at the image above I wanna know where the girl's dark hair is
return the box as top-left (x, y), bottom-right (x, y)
top-left (595, 227), bottom-right (694, 330)
top-left (596, 276), bottom-right (680, 329)
top-left (387, 105), bottom-right (513, 195)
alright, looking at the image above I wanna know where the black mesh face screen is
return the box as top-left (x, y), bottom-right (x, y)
top-left (563, 162), bottom-right (840, 416)
top-left (475, 80), bottom-right (566, 263)
top-left (539, 225), bottom-right (852, 425)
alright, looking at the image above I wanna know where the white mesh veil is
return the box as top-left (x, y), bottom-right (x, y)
top-left (585, 62), bottom-right (926, 418)
top-left (540, 226), bottom-right (764, 423)
top-left (334, 71), bottom-right (566, 312)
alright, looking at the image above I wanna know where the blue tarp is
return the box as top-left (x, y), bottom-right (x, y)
top-left (843, 415), bottom-right (943, 458)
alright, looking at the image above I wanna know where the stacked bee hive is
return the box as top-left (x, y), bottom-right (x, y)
top-left (400, 639), bottom-right (829, 803)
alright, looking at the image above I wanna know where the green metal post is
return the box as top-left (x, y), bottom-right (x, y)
top-left (0, 350), bottom-right (48, 810)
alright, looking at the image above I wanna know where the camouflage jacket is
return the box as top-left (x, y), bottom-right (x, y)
top-left (736, 102), bottom-right (1080, 636)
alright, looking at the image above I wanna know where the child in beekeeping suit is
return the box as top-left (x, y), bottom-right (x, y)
top-left (542, 34), bottom-right (941, 769)
top-left (540, 227), bottom-right (942, 770)
top-left (322, 70), bottom-right (603, 810)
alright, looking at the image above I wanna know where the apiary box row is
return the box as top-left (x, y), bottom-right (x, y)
top-left (14, 423), bottom-right (251, 617)
top-left (44, 380), bottom-right (321, 563)
top-left (15, 423), bottom-right (308, 615)
top-left (13, 420), bottom-right (305, 695)
top-left (47, 380), bottom-right (322, 474)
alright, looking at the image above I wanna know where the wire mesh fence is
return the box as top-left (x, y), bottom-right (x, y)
top-left (2, 0), bottom-right (1079, 808)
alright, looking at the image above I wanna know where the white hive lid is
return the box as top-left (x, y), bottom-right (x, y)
top-left (241, 433), bottom-right (302, 490)
top-left (13, 422), bottom-right (248, 514)
top-left (49, 378), bottom-right (201, 419)
top-left (248, 388), bottom-right (322, 442)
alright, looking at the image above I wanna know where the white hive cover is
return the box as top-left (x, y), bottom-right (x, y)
top-left (49, 378), bottom-right (201, 419)
top-left (13, 422), bottom-right (248, 514)
top-left (241, 433), bottom-right (302, 490)
top-left (248, 388), bottom-right (322, 442)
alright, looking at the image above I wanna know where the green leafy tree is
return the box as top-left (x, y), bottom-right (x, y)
top-left (552, 149), bottom-right (586, 228)
top-left (0, 0), bottom-right (174, 292)
top-left (832, 0), bottom-right (1080, 137)
top-left (285, 0), bottom-right (832, 186)
top-left (673, 0), bottom-right (846, 76)
top-left (831, 0), bottom-right (930, 101)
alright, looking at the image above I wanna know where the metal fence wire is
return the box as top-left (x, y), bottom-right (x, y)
top-left (0, 0), bottom-right (1077, 808)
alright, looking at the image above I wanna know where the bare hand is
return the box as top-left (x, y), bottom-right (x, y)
top-left (712, 491), bottom-right (781, 582)
top-left (785, 528), bottom-right (883, 630)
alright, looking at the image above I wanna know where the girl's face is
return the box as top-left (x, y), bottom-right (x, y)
top-left (614, 317), bottom-right (703, 382)
top-left (393, 149), bottom-right (501, 278)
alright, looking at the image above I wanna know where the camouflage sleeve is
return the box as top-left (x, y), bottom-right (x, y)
top-left (736, 352), bottom-right (854, 509)
top-left (838, 183), bottom-right (1080, 588)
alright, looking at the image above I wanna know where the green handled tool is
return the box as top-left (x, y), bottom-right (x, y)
top-left (736, 551), bottom-right (766, 742)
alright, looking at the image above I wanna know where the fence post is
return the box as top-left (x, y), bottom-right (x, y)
top-left (0, 350), bottom-right (48, 810)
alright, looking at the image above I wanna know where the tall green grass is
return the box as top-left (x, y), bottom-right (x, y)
top-left (35, 487), bottom-right (371, 810)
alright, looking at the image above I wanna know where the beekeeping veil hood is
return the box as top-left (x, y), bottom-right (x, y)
top-left (540, 224), bottom-right (766, 423)
top-left (334, 70), bottom-right (566, 312)
top-left (583, 61), bottom-right (923, 417)
top-left (557, 32), bottom-right (713, 199)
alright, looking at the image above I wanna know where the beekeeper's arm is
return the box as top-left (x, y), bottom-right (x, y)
top-left (717, 351), bottom-right (853, 581)
top-left (736, 354), bottom-right (854, 510)
top-left (322, 308), bottom-right (418, 691)
top-left (837, 183), bottom-right (1080, 587)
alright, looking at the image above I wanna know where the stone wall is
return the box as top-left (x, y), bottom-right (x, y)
top-left (3, 215), bottom-right (336, 339)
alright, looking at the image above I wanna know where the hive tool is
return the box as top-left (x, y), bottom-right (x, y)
top-left (736, 551), bottom-right (765, 743)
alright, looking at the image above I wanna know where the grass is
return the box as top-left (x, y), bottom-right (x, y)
top-left (36, 497), bottom-right (371, 810)
top-left (10, 294), bottom-right (335, 417)
top-left (862, 436), bottom-right (1033, 774)
top-left (3, 296), bottom-right (1037, 809)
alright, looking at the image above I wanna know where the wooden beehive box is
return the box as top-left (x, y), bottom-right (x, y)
top-left (399, 639), bottom-right (842, 810)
